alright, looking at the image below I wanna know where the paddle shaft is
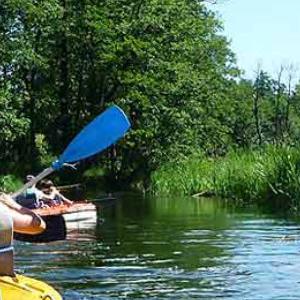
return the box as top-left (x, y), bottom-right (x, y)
top-left (12, 167), bottom-right (54, 198)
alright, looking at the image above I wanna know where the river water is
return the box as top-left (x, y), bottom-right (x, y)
top-left (14, 194), bottom-right (300, 299)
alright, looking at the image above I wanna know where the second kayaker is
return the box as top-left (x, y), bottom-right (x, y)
top-left (0, 192), bottom-right (45, 276)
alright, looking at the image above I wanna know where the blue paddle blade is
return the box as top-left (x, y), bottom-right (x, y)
top-left (52, 106), bottom-right (130, 170)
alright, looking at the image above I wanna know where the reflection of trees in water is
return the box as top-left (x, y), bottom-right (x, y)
top-left (97, 194), bottom-right (235, 271)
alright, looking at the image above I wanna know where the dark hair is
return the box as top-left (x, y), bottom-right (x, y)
top-left (39, 179), bottom-right (54, 189)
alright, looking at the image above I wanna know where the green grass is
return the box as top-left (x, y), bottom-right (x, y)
top-left (151, 146), bottom-right (300, 211)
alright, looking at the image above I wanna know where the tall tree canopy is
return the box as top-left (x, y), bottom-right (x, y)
top-left (0, 0), bottom-right (238, 186)
top-left (3, 0), bottom-right (300, 189)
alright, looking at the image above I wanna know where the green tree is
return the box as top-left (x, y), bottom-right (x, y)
top-left (1, 0), bottom-right (239, 188)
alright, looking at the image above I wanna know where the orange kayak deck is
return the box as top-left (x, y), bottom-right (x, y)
top-left (32, 202), bottom-right (96, 217)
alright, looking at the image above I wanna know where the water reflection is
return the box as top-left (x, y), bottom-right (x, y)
top-left (14, 194), bottom-right (300, 299)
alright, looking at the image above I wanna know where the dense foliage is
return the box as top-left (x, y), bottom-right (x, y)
top-left (152, 146), bottom-right (300, 211)
top-left (1, 0), bottom-right (300, 192)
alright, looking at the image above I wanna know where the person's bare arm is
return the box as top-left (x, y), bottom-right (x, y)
top-left (0, 193), bottom-right (46, 234)
top-left (58, 192), bottom-right (73, 205)
top-left (52, 187), bottom-right (73, 205)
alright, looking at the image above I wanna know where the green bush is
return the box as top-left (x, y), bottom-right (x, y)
top-left (0, 175), bottom-right (22, 193)
top-left (151, 146), bottom-right (300, 211)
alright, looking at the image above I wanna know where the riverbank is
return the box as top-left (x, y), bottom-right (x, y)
top-left (151, 146), bottom-right (300, 212)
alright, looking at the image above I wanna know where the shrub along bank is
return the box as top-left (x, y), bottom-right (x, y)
top-left (151, 146), bottom-right (300, 212)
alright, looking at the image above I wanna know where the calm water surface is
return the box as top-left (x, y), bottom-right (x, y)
top-left (14, 194), bottom-right (300, 299)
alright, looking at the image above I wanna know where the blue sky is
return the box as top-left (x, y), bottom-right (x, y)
top-left (213, 0), bottom-right (300, 78)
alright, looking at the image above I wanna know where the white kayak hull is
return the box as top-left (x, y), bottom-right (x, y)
top-left (63, 208), bottom-right (97, 230)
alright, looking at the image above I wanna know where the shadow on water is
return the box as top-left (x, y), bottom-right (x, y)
top-left (14, 193), bottom-right (300, 299)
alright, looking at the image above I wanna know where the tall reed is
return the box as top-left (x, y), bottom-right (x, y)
top-left (151, 146), bottom-right (300, 210)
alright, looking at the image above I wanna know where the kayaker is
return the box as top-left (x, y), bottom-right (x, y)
top-left (16, 175), bottom-right (56, 208)
top-left (0, 198), bottom-right (14, 276)
top-left (40, 180), bottom-right (73, 206)
top-left (0, 192), bottom-right (45, 276)
top-left (15, 175), bottom-right (44, 208)
top-left (0, 193), bottom-right (62, 299)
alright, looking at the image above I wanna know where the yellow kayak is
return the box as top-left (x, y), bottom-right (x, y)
top-left (0, 274), bottom-right (62, 300)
